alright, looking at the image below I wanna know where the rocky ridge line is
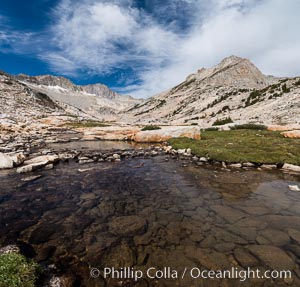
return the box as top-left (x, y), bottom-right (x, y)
top-left (121, 56), bottom-right (300, 126)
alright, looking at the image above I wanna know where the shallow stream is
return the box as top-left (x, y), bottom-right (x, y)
top-left (1, 142), bottom-right (300, 286)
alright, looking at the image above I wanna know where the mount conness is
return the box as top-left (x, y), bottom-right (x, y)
top-left (1, 55), bottom-right (299, 126)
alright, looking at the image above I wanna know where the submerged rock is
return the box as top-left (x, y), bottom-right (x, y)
top-left (234, 248), bottom-right (259, 267)
top-left (184, 246), bottom-right (230, 270)
top-left (287, 228), bottom-right (300, 245)
top-left (248, 245), bottom-right (294, 270)
top-left (258, 228), bottom-right (290, 246)
top-left (21, 175), bottom-right (42, 182)
top-left (210, 204), bottom-right (246, 223)
top-left (109, 215), bottom-right (147, 236)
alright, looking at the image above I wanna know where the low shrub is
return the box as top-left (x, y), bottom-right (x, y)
top-left (0, 253), bottom-right (39, 287)
top-left (212, 117), bottom-right (233, 126)
top-left (282, 83), bottom-right (290, 93)
top-left (230, 124), bottom-right (267, 130)
top-left (245, 90), bottom-right (262, 107)
top-left (141, 125), bottom-right (161, 131)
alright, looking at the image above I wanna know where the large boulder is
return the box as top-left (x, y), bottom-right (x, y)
top-left (78, 126), bottom-right (139, 141)
top-left (267, 124), bottom-right (300, 131)
top-left (282, 163), bottom-right (300, 172)
top-left (133, 126), bottom-right (201, 143)
top-left (23, 155), bottom-right (59, 165)
top-left (281, 130), bottom-right (300, 138)
top-left (17, 155), bottom-right (59, 173)
top-left (17, 161), bottom-right (49, 173)
top-left (8, 152), bottom-right (26, 166)
top-left (0, 152), bottom-right (14, 169)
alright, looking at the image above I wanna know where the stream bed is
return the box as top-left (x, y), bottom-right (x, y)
top-left (1, 143), bottom-right (300, 287)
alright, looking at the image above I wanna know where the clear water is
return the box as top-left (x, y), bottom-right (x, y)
top-left (1, 148), bottom-right (300, 286)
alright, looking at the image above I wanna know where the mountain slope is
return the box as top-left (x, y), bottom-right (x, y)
top-left (121, 56), bottom-right (300, 126)
top-left (0, 71), bottom-right (63, 122)
top-left (17, 74), bottom-right (142, 121)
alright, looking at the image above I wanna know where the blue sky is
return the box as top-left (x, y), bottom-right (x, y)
top-left (1, 0), bottom-right (300, 98)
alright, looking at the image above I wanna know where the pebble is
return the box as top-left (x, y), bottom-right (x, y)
top-left (21, 175), bottom-right (42, 182)
top-left (289, 185), bottom-right (300, 191)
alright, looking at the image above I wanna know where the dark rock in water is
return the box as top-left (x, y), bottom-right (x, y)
top-left (16, 241), bottom-right (36, 258)
top-left (287, 228), bottom-right (300, 245)
top-left (286, 244), bottom-right (300, 258)
top-left (35, 245), bottom-right (56, 262)
top-left (102, 241), bottom-right (136, 268)
top-left (29, 224), bottom-right (59, 244)
top-left (210, 204), bottom-right (246, 223)
top-left (214, 242), bottom-right (235, 252)
top-left (262, 215), bottom-right (300, 229)
top-left (109, 215), bottom-right (147, 236)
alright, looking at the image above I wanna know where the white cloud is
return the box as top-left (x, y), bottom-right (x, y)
top-left (0, 14), bottom-right (40, 55)
top-left (45, 0), bottom-right (181, 87)
top-left (115, 0), bottom-right (300, 97)
top-left (45, 0), bottom-right (300, 98)
top-left (0, 30), bottom-right (34, 54)
top-left (3, 0), bottom-right (299, 98)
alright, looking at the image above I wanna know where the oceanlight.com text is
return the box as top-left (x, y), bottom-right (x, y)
top-left (90, 266), bottom-right (292, 282)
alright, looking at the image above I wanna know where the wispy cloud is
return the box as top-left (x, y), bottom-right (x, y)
top-left (46, 0), bottom-right (180, 76)
top-left (1, 1), bottom-right (300, 98)
top-left (44, 0), bottom-right (300, 97)
top-left (0, 15), bottom-right (41, 56)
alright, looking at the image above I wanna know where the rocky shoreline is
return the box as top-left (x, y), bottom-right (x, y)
top-left (1, 138), bottom-right (300, 286)
top-left (1, 137), bottom-right (300, 177)
top-left (167, 147), bottom-right (300, 173)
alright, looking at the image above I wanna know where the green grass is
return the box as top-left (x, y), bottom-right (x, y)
top-left (212, 117), bottom-right (233, 126)
top-left (66, 120), bottom-right (110, 128)
top-left (168, 130), bottom-right (300, 165)
top-left (141, 125), bottom-right (161, 131)
top-left (230, 124), bottom-right (267, 130)
top-left (0, 253), bottom-right (39, 287)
